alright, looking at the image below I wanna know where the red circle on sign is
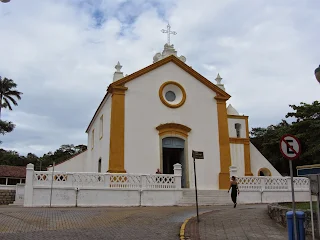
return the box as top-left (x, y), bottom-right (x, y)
top-left (279, 134), bottom-right (301, 160)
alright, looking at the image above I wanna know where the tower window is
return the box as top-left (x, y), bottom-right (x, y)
top-left (99, 115), bottom-right (103, 139)
top-left (235, 123), bottom-right (241, 138)
top-left (98, 158), bottom-right (101, 173)
top-left (91, 129), bottom-right (94, 149)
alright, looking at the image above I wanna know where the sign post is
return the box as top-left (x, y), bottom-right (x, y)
top-left (280, 134), bottom-right (302, 240)
top-left (192, 150), bottom-right (204, 223)
top-left (49, 161), bottom-right (55, 208)
top-left (308, 174), bottom-right (320, 240)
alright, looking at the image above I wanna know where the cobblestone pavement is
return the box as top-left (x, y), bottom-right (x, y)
top-left (0, 205), bottom-right (212, 240)
top-left (185, 204), bottom-right (314, 240)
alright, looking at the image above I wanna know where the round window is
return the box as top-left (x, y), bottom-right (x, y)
top-left (159, 81), bottom-right (186, 108)
top-left (165, 91), bottom-right (176, 102)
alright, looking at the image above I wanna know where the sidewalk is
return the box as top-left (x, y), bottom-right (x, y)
top-left (183, 204), bottom-right (313, 240)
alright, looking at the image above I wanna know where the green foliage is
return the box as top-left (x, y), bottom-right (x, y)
top-left (0, 76), bottom-right (22, 144)
top-left (251, 101), bottom-right (320, 176)
top-left (0, 120), bottom-right (15, 135)
top-left (0, 120), bottom-right (15, 144)
top-left (0, 144), bottom-right (87, 170)
top-left (0, 76), bottom-right (23, 116)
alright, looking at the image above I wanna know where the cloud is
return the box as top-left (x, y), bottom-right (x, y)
top-left (0, 0), bottom-right (319, 156)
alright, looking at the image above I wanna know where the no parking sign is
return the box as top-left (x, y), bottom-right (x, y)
top-left (279, 134), bottom-right (301, 160)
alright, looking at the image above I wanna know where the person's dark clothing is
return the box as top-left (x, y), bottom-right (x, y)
top-left (230, 183), bottom-right (238, 204)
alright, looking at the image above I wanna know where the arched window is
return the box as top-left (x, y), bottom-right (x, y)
top-left (98, 158), bottom-right (101, 173)
top-left (235, 123), bottom-right (241, 138)
top-left (258, 168), bottom-right (272, 176)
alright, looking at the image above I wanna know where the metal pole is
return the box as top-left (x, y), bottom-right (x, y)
top-left (49, 162), bottom-right (55, 207)
top-left (317, 175), bottom-right (320, 237)
top-left (193, 157), bottom-right (199, 223)
top-left (309, 177), bottom-right (315, 240)
top-left (289, 161), bottom-right (298, 240)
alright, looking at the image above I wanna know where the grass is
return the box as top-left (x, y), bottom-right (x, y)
top-left (279, 202), bottom-right (318, 211)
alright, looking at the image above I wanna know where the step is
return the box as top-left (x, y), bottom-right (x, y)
top-left (177, 189), bottom-right (233, 206)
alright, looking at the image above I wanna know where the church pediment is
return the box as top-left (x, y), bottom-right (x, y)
top-left (107, 55), bottom-right (231, 100)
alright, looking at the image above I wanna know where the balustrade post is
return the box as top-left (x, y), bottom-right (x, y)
top-left (261, 177), bottom-right (266, 192)
top-left (141, 175), bottom-right (147, 189)
top-left (287, 177), bottom-right (292, 191)
top-left (173, 163), bottom-right (182, 189)
top-left (24, 163), bottom-right (34, 207)
top-left (105, 173), bottom-right (111, 188)
top-left (229, 166), bottom-right (237, 179)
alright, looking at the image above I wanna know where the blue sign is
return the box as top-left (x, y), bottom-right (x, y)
top-left (297, 164), bottom-right (320, 176)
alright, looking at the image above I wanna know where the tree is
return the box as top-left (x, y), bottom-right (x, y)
top-left (0, 120), bottom-right (15, 144)
top-left (250, 101), bottom-right (320, 175)
top-left (0, 76), bottom-right (23, 119)
top-left (285, 101), bottom-right (320, 163)
top-left (0, 120), bottom-right (15, 135)
top-left (0, 144), bottom-right (87, 170)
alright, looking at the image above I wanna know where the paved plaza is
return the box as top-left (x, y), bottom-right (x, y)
top-left (184, 204), bottom-right (314, 240)
top-left (0, 204), bottom-right (312, 240)
top-left (0, 205), bottom-right (211, 240)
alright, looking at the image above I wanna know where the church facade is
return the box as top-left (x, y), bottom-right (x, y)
top-left (50, 44), bottom-right (281, 190)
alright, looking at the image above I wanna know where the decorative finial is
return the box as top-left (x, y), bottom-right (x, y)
top-left (115, 61), bottom-right (122, 72)
top-left (215, 73), bottom-right (225, 91)
top-left (215, 73), bottom-right (222, 84)
top-left (161, 23), bottom-right (177, 45)
top-left (113, 61), bottom-right (124, 82)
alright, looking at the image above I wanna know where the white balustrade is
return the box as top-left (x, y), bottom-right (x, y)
top-left (31, 163), bottom-right (182, 190)
top-left (237, 176), bottom-right (309, 192)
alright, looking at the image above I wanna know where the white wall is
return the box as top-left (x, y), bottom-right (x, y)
top-left (124, 62), bottom-right (221, 189)
top-left (230, 143), bottom-right (245, 176)
top-left (238, 190), bottom-right (309, 204)
top-left (47, 151), bottom-right (87, 172)
top-left (30, 187), bottom-right (183, 207)
top-left (250, 143), bottom-right (281, 176)
top-left (86, 94), bottom-right (111, 173)
top-left (228, 118), bottom-right (246, 138)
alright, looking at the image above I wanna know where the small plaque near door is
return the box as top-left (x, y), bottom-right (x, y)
top-left (192, 150), bottom-right (204, 159)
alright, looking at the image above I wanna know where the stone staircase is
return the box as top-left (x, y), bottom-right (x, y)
top-left (177, 189), bottom-right (233, 206)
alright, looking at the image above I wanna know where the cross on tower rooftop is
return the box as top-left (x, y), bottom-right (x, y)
top-left (153, 23), bottom-right (186, 63)
top-left (161, 23), bottom-right (177, 45)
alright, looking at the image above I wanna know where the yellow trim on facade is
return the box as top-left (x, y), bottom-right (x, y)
top-left (215, 96), bottom-right (232, 189)
top-left (229, 138), bottom-right (249, 144)
top-left (156, 123), bottom-right (191, 188)
top-left (156, 123), bottom-right (191, 138)
top-left (244, 142), bottom-right (253, 176)
top-left (227, 114), bottom-right (248, 119)
top-left (228, 113), bottom-right (252, 176)
top-left (229, 138), bottom-right (253, 176)
top-left (109, 55), bottom-right (230, 100)
top-left (258, 167), bottom-right (272, 176)
top-left (108, 85), bottom-right (128, 173)
top-left (159, 81), bottom-right (186, 108)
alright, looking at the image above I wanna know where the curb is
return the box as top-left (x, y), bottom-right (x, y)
top-left (179, 210), bottom-right (214, 240)
top-left (179, 216), bottom-right (191, 240)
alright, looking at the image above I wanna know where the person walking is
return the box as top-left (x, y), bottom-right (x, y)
top-left (228, 176), bottom-right (239, 208)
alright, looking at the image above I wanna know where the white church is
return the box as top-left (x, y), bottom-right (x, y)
top-left (49, 26), bottom-right (281, 190)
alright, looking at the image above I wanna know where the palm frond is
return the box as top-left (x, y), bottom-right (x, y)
top-left (5, 90), bottom-right (22, 99)
top-left (3, 98), bottom-right (13, 110)
top-left (4, 96), bottom-right (18, 106)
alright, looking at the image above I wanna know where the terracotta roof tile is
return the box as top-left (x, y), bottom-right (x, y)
top-left (0, 165), bottom-right (26, 178)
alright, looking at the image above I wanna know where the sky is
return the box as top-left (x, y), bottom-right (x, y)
top-left (0, 0), bottom-right (319, 157)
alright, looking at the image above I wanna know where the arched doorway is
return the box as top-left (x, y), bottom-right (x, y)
top-left (162, 137), bottom-right (186, 188)
top-left (258, 168), bottom-right (272, 176)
